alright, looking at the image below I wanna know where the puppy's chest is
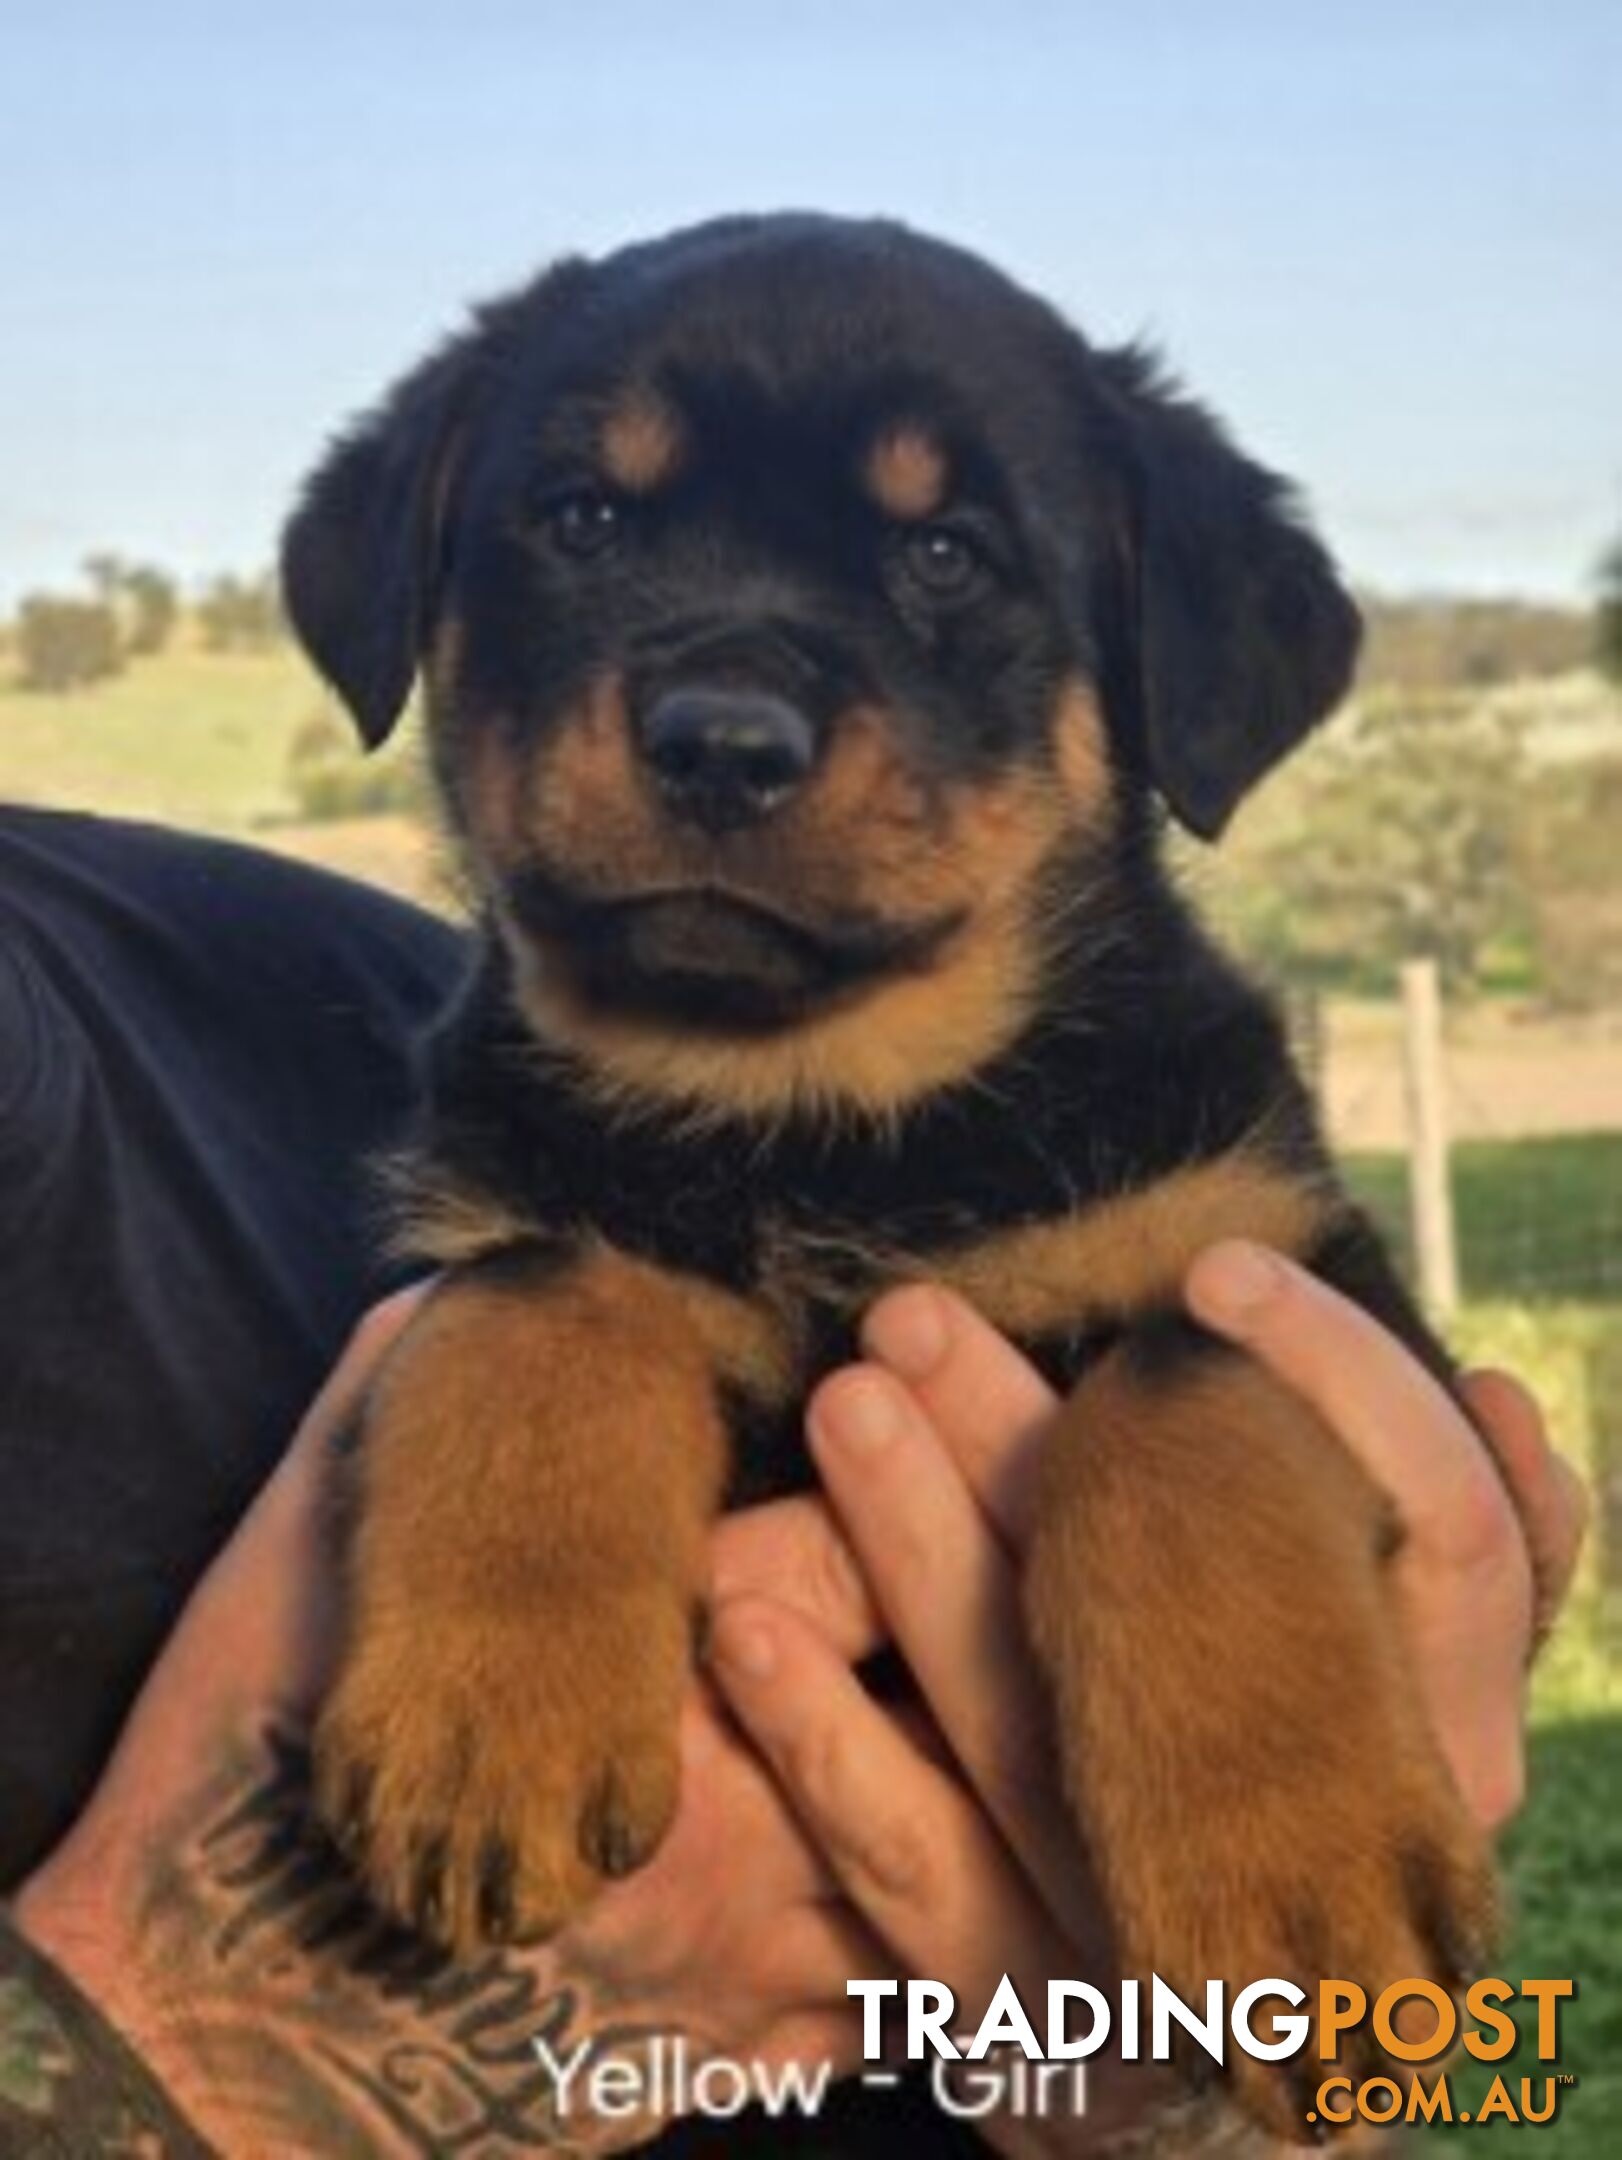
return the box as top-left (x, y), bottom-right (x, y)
top-left (659, 1145), bottom-right (1329, 1506)
top-left (559, 1129), bottom-right (1127, 1502)
top-left (416, 1011), bottom-right (1333, 1500)
top-left (716, 1211), bottom-right (1116, 1504)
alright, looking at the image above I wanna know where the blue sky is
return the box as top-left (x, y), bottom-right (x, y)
top-left (3, 1), bottom-right (1617, 606)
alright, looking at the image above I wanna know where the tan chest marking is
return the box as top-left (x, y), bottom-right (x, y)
top-left (765, 1150), bottom-right (1334, 1345)
top-left (389, 1144), bottom-right (1331, 1420)
top-left (382, 1163), bottom-right (802, 1409)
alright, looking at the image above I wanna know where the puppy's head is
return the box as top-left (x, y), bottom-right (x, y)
top-left (284, 214), bottom-right (1357, 1122)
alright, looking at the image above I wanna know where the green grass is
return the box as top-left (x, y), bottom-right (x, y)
top-left (1416, 1302), bottom-right (1621, 2153)
top-left (1423, 1711), bottom-right (1622, 2149)
top-left (1345, 1133), bottom-right (1622, 1304)
top-left (1351, 1140), bottom-right (1622, 2142)
top-left (0, 642), bottom-right (320, 833)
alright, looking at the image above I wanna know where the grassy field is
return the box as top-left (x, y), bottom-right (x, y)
top-left (1414, 1299), bottom-right (1620, 2153)
top-left (1346, 1135), bottom-right (1622, 1304)
top-left (3, 641), bottom-right (1618, 2149)
top-left (0, 642), bottom-right (317, 833)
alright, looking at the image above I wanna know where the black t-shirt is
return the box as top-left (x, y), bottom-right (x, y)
top-left (0, 806), bottom-right (465, 1885)
top-left (0, 808), bottom-right (989, 2157)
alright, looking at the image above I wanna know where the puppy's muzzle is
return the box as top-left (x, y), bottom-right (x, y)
top-left (638, 687), bottom-right (817, 833)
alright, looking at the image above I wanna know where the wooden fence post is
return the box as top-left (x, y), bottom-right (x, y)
top-left (1400, 958), bottom-right (1460, 1318)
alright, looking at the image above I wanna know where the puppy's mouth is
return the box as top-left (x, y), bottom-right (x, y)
top-left (504, 867), bottom-right (961, 1032)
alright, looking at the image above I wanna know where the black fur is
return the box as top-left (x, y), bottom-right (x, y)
top-left (278, 214), bottom-right (1422, 1452)
top-left (284, 215), bottom-right (1358, 815)
top-left (284, 215), bottom-right (1440, 2158)
top-left (280, 214), bottom-right (1412, 1479)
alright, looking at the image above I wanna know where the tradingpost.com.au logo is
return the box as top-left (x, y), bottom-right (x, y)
top-left (847, 1974), bottom-right (1578, 2133)
top-left (532, 1972), bottom-right (1578, 2134)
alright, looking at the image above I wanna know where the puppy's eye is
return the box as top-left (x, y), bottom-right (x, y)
top-left (899, 522), bottom-right (983, 598)
top-left (548, 487), bottom-right (624, 558)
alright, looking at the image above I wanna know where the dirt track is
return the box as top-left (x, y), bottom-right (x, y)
top-left (1321, 1002), bottom-right (1622, 1150)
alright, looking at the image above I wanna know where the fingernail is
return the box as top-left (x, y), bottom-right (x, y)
top-left (710, 1606), bottom-right (777, 1681)
top-left (863, 1287), bottom-right (948, 1380)
top-left (1187, 1240), bottom-right (1284, 1322)
top-left (815, 1373), bottom-right (900, 1456)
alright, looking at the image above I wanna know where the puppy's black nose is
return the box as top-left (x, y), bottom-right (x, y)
top-left (638, 689), bottom-right (816, 831)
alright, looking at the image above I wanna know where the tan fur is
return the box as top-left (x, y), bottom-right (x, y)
top-left (1052, 678), bottom-right (1112, 820)
top-left (1026, 1349), bottom-right (1497, 2142)
top-left (745, 1146), bottom-right (1329, 1342)
top-left (377, 1155), bottom-right (546, 1269)
top-left (449, 675), bottom-right (1099, 1123)
top-left (928, 1151), bottom-right (1332, 1337)
top-left (382, 1162), bottom-right (803, 1409)
top-left (425, 612), bottom-right (465, 708)
top-left (600, 393), bottom-right (682, 494)
top-left (314, 1244), bottom-right (732, 1950)
top-left (513, 901), bottom-right (1039, 1129)
top-left (510, 680), bottom-right (1065, 923)
top-left (864, 424), bottom-right (948, 519)
top-left (453, 721), bottom-right (526, 873)
top-left (669, 1269), bottom-right (803, 1409)
top-left (389, 1140), bottom-right (1333, 1396)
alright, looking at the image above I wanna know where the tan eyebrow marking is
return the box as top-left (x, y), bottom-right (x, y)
top-left (864, 425), bottom-right (949, 520)
top-left (599, 392), bottom-right (683, 494)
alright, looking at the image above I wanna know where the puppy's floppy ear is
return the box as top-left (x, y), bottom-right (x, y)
top-left (1097, 345), bottom-right (1361, 839)
top-left (281, 329), bottom-right (489, 748)
top-left (281, 262), bottom-right (586, 747)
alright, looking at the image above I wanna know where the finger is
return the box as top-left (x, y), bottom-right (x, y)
top-left (807, 1364), bottom-right (1092, 1939)
top-left (1184, 1243), bottom-right (1518, 1569)
top-left (710, 1596), bottom-right (1071, 2003)
top-left (709, 1495), bottom-right (882, 1663)
top-left (860, 1285), bottom-right (1057, 1547)
top-left (1186, 1244), bottom-right (1535, 1828)
top-left (672, 1695), bottom-right (845, 1908)
top-left (1461, 1368), bottom-right (1590, 1636)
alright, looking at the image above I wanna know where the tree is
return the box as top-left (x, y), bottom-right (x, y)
top-left (1597, 534), bottom-right (1622, 684)
top-left (14, 594), bottom-right (123, 692)
top-left (285, 704), bottom-right (424, 821)
top-left (197, 570), bottom-right (284, 652)
top-left (1517, 757), bottom-right (1622, 1008)
top-left (81, 552), bottom-right (126, 608)
top-left (1357, 594), bottom-right (1592, 692)
top-left (122, 565), bottom-right (179, 656)
top-left (1215, 693), bottom-right (1529, 998)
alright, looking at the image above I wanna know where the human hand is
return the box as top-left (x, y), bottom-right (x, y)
top-left (1182, 1241), bottom-right (1588, 1831)
top-left (708, 1245), bottom-right (1587, 2158)
top-left (13, 1251), bottom-right (1585, 2158)
top-left (11, 1294), bottom-right (888, 2157)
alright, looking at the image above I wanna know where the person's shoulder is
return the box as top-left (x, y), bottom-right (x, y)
top-left (0, 805), bottom-right (467, 1006)
top-left (0, 803), bottom-right (446, 932)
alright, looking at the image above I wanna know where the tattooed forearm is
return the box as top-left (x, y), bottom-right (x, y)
top-left (21, 1727), bottom-right (685, 2158)
top-left (0, 1909), bottom-right (215, 2156)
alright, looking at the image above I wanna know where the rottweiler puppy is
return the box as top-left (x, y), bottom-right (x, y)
top-left (282, 213), bottom-right (1496, 2140)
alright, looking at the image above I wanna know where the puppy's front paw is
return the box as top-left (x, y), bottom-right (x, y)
top-left (1095, 1731), bottom-right (1496, 2140)
top-left (314, 1580), bottom-right (691, 1952)
top-left (1026, 1346), bottom-right (1500, 2143)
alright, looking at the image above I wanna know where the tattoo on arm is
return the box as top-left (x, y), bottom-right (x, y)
top-left (21, 1728), bottom-right (677, 2157)
top-left (0, 1909), bottom-right (215, 2156)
